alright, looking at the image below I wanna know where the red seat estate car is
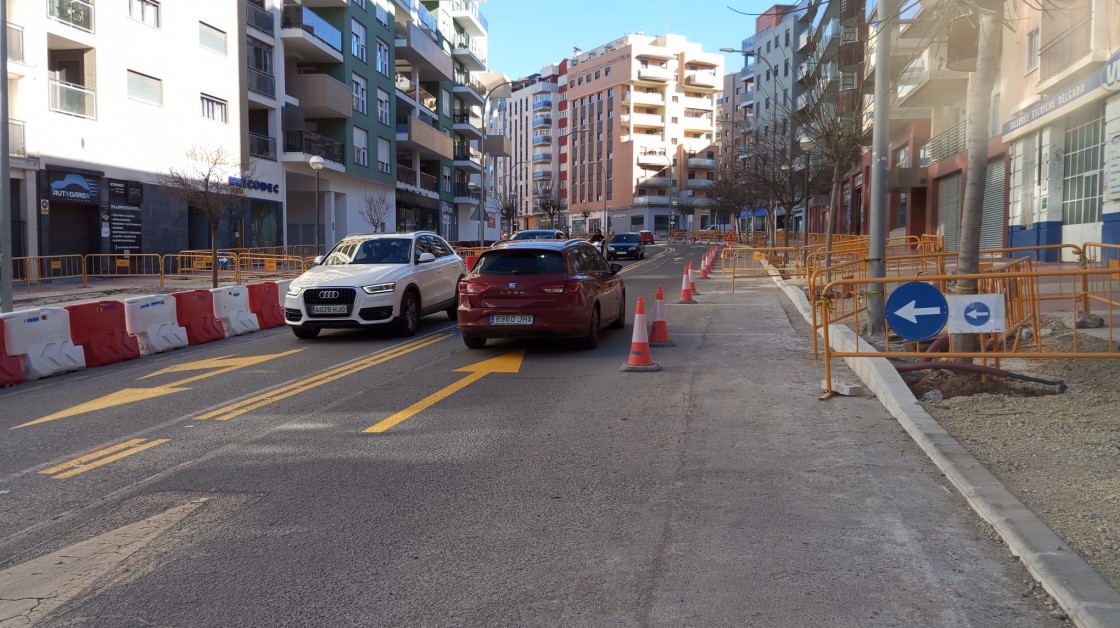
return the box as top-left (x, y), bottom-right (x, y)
top-left (457, 239), bottom-right (626, 349)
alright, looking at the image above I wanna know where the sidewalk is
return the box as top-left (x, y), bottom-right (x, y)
top-left (2, 275), bottom-right (255, 311)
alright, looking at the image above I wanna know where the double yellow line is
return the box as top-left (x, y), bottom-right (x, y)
top-left (194, 333), bottom-right (452, 422)
top-left (40, 438), bottom-right (169, 480)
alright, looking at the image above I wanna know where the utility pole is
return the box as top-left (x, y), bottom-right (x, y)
top-left (866, 0), bottom-right (893, 334)
top-left (1, 0), bottom-right (13, 313)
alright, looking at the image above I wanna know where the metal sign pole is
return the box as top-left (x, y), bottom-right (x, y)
top-left (0, 0), bottom-right (14, 312)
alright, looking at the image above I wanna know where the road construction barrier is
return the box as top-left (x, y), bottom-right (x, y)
top-left (210, 286), bottom-right (260, 337)
top-left (0, 307), bottom-right (86, 380)
top-left (247, 282), bottom-right (285, 329)
top-left (123, 295), bottom-right (189, 355)
top-left (0, 319), bottom-right (24, 387)
top-left (235, 254), bottom-right (308, 282)
top-left (171, 290), bottom-right (225, 346)
top-left (720, 246), bottom-right (804, 289)
top-left (164, 253), bottom-right (240, 283)
top-left (64, 301), bottom-right (142, 367)
top-left (85, 254), bottom-right (164, 285)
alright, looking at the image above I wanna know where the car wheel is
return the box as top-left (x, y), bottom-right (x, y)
top-left (610, 293), bottom-right (625, 329)
top-left (447, 276), bottom-right (465, 320)
top-left (463, 335), bottom-right (487, 349)
top-left (291, 325), bottom-right (320, 339)
top-left (395, 290), bottom-right (419, 337)
top-left (580, 305), bottom-right (601, 350)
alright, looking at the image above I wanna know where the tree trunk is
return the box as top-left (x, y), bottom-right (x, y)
top-left (210, 221), bottom-right (220, 289)
top-left (951, 7), bottom-right (1003, 359)
top-left (824, 164), bottom-right (844, 286)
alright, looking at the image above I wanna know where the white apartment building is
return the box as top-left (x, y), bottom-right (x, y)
top-left (498, 63), bottom-right (563, 231)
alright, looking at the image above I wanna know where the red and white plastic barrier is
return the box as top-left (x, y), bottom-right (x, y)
top-left (0, 307), bottom-right (86, 380)
top-left (210, 286), bottom-right (260, 337)
top-left (171, 290), bottom-right (225, 346)
top-left (0, 319), bottom-right (24, 387)
top-left (247, 282), bottom-right (285, 329)
top-left (124, 295), bottom-right (189, 355)
top-left (65, 301), bottom-right (141, 367)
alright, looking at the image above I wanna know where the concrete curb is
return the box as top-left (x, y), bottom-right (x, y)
top-left (765, 270), bottom-right (1120, 628)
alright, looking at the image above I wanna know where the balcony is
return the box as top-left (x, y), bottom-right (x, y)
top-left (682, 96), bottom-right (712, 109)
top-left (7, 23), bottom-right (24, 63)
top-left (286, 74), bottom-right (352, 118)
top-left (634, 196), bottom-right (671, 206)
top-left (533, 97), bottom-right (553, 110)
top-left (740, 62), bottom-right (755, 81)
top-left (452, 74), bottom-right (486, 105)
top-left (453, 111), bottom-right (483, 138)
top-left (533, 153), bottom-right (552, 163)
top-left (244, 67), bottom-right (275, 100)
top-left (532, 115), bottom-right (552, 128)
top-left (637, 177), bottom-right (672, 187)
top-left (453, 182), bottom-right (480, 204)
top-left (246, 1), bottom-right (274, 34)
top-left (48, 0), bottom-right (94, 33)
top-left (636, 150), bottom-right (670, 167)
top-left (453, 145), bottom-right (483, 170)
top-left (1039, 14), bottom-right (1092, 82)
top-left (395, 23), bottom-right (453, 81)
top-left (896, 47), bottom-right (968, 108)
top-left (918, 120), bottom-right (966, 166)
top-left (452, 33), bottom-right (486, 71)
top-left (685, 71), bottom-right (719, 89)
top-left (637, 66), bottom-right (672, 82)
top-left (739, 88), bottom-right (754, 106)
top-left (626, 113), bottom-right (664, 127)
top-left (397, 164), bottom-right (439, 194)
top-left (450, 0), bottom-right (487, 36)
top-left (532, 133), bottom-right (552, 145)
top-left (249, 132), bottom-right (277, 160)
top-left (532, 170), bottom-right (551, 180)
top-left (283, 129), bottom-right (344, 165)
top-left (396, 116), bottom-right (453, 160)
top-left (8, 119), bottom-right (26, 157)
top-left (687, 157), bottom-right (717, 168)
top-left (281, 5), bottom-right (343, 63)
top-left (682, 113), bottom-right (713, 130)
top-left (49, 79), bottom-right (96, 119)
top-left (687, 178), bottom-right (716, 189)
top-left (625, 91), bottom-right (664, 106)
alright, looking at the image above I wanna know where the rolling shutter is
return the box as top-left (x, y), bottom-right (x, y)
top-left (980, 158), bottom-right (1006, 250)
top-left (937, 174), bottom-right (962, 253)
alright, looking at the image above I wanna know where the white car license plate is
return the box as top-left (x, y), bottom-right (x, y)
top-left (311, 305), bottom-right (348, 314)
top-left (491, 314), bottom-right (533, 325)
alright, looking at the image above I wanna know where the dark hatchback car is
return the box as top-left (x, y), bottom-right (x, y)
top-left (457, 240), bottom-right (625, 350)
top-left (606, 232), bottom-right (645, 260)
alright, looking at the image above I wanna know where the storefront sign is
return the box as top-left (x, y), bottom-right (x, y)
top-left (108, 179), bottom-right (143, 206)
top-left (109, 207), bottom-right (143, 254)
top-left (228, 176), bottom-right (280, 193)
top-left (1004, 49), bottom-right (1120, 135)
top-left (1107, 134), bottom-right (1120, 200)
top-left (47, 170), bottom-right (100, 204)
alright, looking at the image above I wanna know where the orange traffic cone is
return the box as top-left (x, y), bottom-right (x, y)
top-left (679, 267), bottom-right (696, 304)
top-left (688, 262), bottom-right (701, 295)
top-left (649, 286), bottom-right (676, 347)
top-left (621, 297), bottom-right (661, 372)
top-left (700, 251), bottom-right (711, 279)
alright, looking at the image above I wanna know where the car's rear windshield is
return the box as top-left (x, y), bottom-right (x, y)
top-left (476, 250), bottom-right (567, 275)
top-left (611, 234), bottom-right (638, 243)
top-left (511, 231), bottom-right (561, 240)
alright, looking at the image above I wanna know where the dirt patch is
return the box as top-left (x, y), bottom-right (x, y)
top-left (907, 370), bottom-right (1063, 400)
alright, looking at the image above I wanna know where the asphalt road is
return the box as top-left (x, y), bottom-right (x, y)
top-left (0, 244), bottom-right (1064, 627)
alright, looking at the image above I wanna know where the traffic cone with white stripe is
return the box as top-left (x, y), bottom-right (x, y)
top-left (689, 262), bottom-right (701, 295)
top-left (649, 286), bottom-right (676, 347)
top-left (700, 249), bottom-right (712, 279)
top-left (620, 297), bottom-right (661, 372)
top-left (679, 266), bottom-right (696, 304)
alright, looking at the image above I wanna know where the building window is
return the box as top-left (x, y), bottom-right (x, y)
top-left (785, 29), bottom-right (790, 46)
top-left (443, 165), bottom-right (452, 192)
top-left (378, 137), bottom-right (391, 173)
top-left (353, 126), bottom-right (369, 166)
top-left (130, 0), bottom-right (160, 27)
top-left (605, 67), bottom-right (611, 76)
top-left (352, 19), bottom-right (367, 61)
top-left (127, 70), bottom-right (162, 106)
top-left (353, 73), bottom-right (367, 113)
top-left (199, 22), bottom-right (226, 54)
top-left (1025, 28), bottom-right (1040, 72)
top-left (201, 95), bottom-right (227, 122)
top-left (377, 88), bottom-right (390, 125)
top-left (351, 0), bottom-right (365, 8)
top-left (1062, 105), bottom-right (1104, 225)
top-left (375, 39), bottom-right (390, 75)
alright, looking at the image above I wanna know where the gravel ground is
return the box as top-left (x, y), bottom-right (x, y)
top-left (905, 322), bottom-right (1120, 595)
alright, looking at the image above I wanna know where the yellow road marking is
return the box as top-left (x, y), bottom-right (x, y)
top-left (196, 333), bottom-right (452, 422)
top-left (365, 350), bottom-right (525, 433)
top-left (40, 438), bottom-right (170, 479)
top-left (14, 350), bottom-right (304, 429)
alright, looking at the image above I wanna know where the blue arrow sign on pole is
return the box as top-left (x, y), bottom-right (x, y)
top-left (964, 302), bottom-right (991, 326)
top-left (885, 282), bottom-right (948, 341)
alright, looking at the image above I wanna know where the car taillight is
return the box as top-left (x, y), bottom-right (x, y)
top-left (460, 280), bottom-right (486, 295)
top-left (541, 282), bottom-right (579, 294)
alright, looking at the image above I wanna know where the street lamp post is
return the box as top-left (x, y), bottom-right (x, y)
top-left (309, 155), bottom-right (325, 255)
top-left (799, 136), bottom-right (815, 238)
top-left (480, 79), bottom-right (514, 246)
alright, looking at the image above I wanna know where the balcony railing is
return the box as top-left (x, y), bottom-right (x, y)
top-left (533, 153), bottom-right (552, 163)
top-left (246, 1), bottom-right (273, 32)
top-left (249, 132), bottom-right (277, 160)
top-left (451, 0), bottom-right (488, 31)
top-left (1039, 14), bottom-right (1092, 81)
top-left (453, 182), bottom-right (481, 199)
top-left (532, 134), bottom-right (552, 145)
top-left (284, 129), bottom-right (344, 164)
top-left (417, 85), bottom-right (437, 112)
top-left (8, 119), bottom-right (26, 157)
top-left (281, 5), bottom-right (342, 53)
top-left (49, 79), bottom-right (96, 119)
top-left (453, 33), bottom-right (487, 64)
top-left (453, 73), bottom-right (488, 97)
top-left (248, 67), bottom-right (276, 98)
top-left (918, 119), bottom-right (966, 166)
top-left (454, 146), bottom-right (481, 162)
top-left (453, 110), bottom-right (483, 127)
top-left (48, 0), bottom-right (94, 33)
top-left (532, 116), bottom-right (552, 127)
top-left (7, 23), bottom-right (24, 62)
top-left (533, 97), bottom-right (553, 110)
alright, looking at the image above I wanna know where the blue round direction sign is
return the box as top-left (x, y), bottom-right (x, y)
top-left (963, 301), bottom-right (991, 327)
top-left (885, 282), bottom-right (948, 341)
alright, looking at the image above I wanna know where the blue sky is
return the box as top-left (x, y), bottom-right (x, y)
top-left (480, 0), bottom-right (770, 80)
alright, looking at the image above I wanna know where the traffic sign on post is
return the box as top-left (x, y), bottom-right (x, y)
top-left (947, 294), bottom-right (1006, 334)
top-left (885, 282), bottom-right (948, 341)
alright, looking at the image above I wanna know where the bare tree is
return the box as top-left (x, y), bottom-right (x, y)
top-left (158, 146), bottom-right (250, 288)
top-left (495, 192), bottom-right (520, 236)
top-left (535, 181), bottom-right (567, 230)
top-left (357, 189), bottom-right (394, 233)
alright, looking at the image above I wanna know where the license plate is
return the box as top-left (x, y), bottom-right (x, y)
top-left (491, 314), bottom-right (533, 325)
top-left (311, 305), bottom-right (348, 314)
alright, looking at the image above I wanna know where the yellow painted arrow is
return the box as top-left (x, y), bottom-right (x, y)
top-left (14, 350), bottom-right (303, 429)
top-left (364, 350), bottom-right (525, 433)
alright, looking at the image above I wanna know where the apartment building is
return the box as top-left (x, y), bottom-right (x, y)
top-left (565, 33), bottom-right (723, 236)
top-left (496, 63), bottom-right (564, 231)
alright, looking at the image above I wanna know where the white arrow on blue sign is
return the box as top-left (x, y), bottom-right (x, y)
top-left (947, 294), bottom-right (1006, 333)
top-left (885, 282), bottom-right (948, 341)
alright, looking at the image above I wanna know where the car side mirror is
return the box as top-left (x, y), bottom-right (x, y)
top-left (417, 252), bottom-right (437, 263)
top-left (312, 255), bottom-right (324, 266)
top-left (610, 263), bottom-right (622, 274)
